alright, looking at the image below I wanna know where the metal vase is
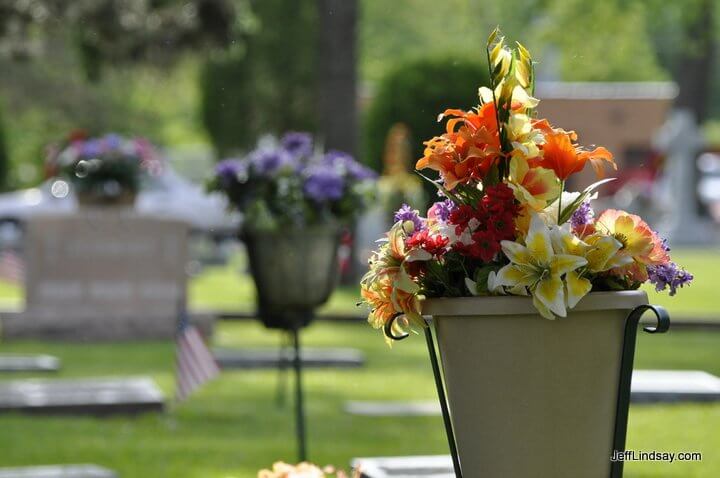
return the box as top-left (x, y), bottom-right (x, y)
top-left (243, 226), bottom-right (342, 330)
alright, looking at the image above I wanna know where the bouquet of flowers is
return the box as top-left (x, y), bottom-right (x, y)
top-left (361, 29), bottom-right (692, 342)
top-left (209, 132), bottom-right (377, 230)
top-left (258, 462), bottom-right (359, 478)
top-left (50, 131), bottom-right (161, 202)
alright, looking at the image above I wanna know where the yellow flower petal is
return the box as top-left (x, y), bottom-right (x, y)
top-left (495, 264), bottom-right (534, 288)
top-left (534, 275), bottom-right (566, 317)
top-left (525, 213), bottom-right (553, 265)
top-left (585, 235), bottom-right (622, 272)
top-left (500, 240), bottom-right (532, 265)
top-left (533, 294), bottom-right (556, 320)
top-left (550, 254), bottom-right (587, 275)
top-left (565, 270), bottom-right (592, 308)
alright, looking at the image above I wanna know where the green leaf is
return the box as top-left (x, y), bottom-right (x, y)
top-left (415, 171), bottom-right (462, 204)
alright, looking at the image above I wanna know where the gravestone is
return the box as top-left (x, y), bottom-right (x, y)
top-left (352, 456), bottom-right (453, 478)
top-left (0, 355), bottom-right (60, 372)
top-left (0, 376), bottom-right (164, 415)
top-left (654, 110), bottom-right (717, 244)
top-left (0, 465), bottom-right (117, 478)
top-left (2, 210), bottom-right (191, 340)
top-left (213, 347), bottom-right (365, 369)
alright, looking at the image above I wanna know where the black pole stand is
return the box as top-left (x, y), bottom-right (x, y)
top-left (423, 305), bottom-right (669, 478)
top-left (424, 320), bottom-right (463, 478)
top-left (292, 326), bottom-right (308, 462)
top-left (276, 331), bottom-right (291, 407)
top-left (611, 304), bottom-right (670, 478)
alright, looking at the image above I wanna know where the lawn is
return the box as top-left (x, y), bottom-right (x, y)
top-left (0, 247), bottom-right (717, 476)
top-left (0, 322), bottom-right (718, 477)
top-left (0, 248), bottom-right (716, 317)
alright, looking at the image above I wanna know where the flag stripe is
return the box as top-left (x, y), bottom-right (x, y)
top-left (175, 322), bottom-right (220, 402)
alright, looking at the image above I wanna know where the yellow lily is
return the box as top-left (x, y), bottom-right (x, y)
top-left (550, 224), bottom-right (633, 307)
top-left (508, 157), bottom-right (561, 212)
top-left (496, 213), bottom-right (587, 319)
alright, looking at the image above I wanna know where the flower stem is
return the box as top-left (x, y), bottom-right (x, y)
top-left (558, 180), bottom-right (565, 222)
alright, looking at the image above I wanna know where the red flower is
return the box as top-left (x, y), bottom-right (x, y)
top-left (487, 212), bottom-right (516, 239)
top-left (471, 230), bottom-right (502, 262)
top-left (406, 229), bottom-right (449, 257)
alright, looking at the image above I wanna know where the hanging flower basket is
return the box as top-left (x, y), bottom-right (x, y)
top-left (243, 226), bottom-right (342, 330)
top-left (210, 132), bottom-right (377, 330)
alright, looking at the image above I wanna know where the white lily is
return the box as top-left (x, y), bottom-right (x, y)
top-left (496, 213), bottom-right (587, 319)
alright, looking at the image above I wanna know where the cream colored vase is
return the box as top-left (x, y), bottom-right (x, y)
top-left (423, 290), bottom-right (649, 478)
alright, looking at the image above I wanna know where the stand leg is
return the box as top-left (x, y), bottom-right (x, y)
top-left (292, 327), bottom-right (308, 462)
top-left (276, 331), bottom-right (290, 408)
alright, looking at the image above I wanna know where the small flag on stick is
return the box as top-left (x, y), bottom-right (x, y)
top-left (175, 305), bottom-right (220, 402)
top-left (0, 249), bottom-right (25, 284)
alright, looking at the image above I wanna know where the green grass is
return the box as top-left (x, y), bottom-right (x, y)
top-left (0, 248), bottom-right (717, 476)
top-left (0, 248), bottom-right (716, 318)
top-left (0, 323), bottom-right (718, 477)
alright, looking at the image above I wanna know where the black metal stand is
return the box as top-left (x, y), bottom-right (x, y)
top-left (292, 327), bottom-right (308, 462)
top-left (424, 321), bottom-right (463, 478)
top-left (276, 332), bottom-right (291, 407)
top-left (610, 304), bottom-right (670, 478)
top-left (423, 305), bottom-right (670, 478)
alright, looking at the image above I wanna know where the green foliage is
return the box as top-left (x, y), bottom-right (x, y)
top-left (200, 1), bottom-right (319, 156)
top-left (0, 100), bottom-right (8, 190)
top-left (363, 56), bottom-right (491, 173)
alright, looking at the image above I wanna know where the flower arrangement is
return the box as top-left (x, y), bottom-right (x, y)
top-left (50, 131), bottom-right (161, 201)
top-left (361, 29), bottom-right (692, 342)
top-left (209, 132), bottom-right (377, 230)
top-left (258, 462), bottom-right (359, 478)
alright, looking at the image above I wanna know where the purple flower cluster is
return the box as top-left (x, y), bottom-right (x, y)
top-left (324, 150), bottom-right (377, 181)
top-left (429, 199), bottom-right (456, 222)
top-left (249, 148), bottom-right (295, 176)
top-left (570, 201), bottom-right (594, 229)
top-left (303, 166), bottom-right (345, 202)
top-left (215, 159), bottom-right (247, 186)
top-left (647, 262), bottom-right (693, 296)
top-left (281, 132), bottom-right (313, 158)
top-left (394, 204), bottom-right (425, 231)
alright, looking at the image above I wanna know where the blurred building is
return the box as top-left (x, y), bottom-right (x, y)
top-left (535, 81), bottom-right (678, 189)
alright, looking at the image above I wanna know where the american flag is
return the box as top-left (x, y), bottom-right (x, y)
top-left (175, 306), bottom-right (220, 402)
top-left (0, 249), bottom-right (25, 284)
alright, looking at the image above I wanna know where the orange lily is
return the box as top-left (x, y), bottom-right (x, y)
top-left (531, 130), bottom-right (616, 181)
top-left (416, 103), bottom-right (502, 190)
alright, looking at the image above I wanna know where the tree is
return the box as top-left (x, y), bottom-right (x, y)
top-left (318, 0), bottom-right (358, 156)
top-left (200, 0), bottom-right (319, 155)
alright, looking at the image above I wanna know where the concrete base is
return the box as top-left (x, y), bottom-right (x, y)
top-left (0, 310), bottom-right (214, 342)
top-left (0, 376), bottom-right (164, 415)
top-left (213, 347), bottom-right (365, 369)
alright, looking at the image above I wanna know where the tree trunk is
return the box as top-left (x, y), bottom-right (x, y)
top-left (317, 0), bottom-right (358, 156)
top-left (674, 0), bottom-right (715, 123)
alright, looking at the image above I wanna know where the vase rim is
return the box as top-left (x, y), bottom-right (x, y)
top-left (422, 290), bottom-right (649, 316)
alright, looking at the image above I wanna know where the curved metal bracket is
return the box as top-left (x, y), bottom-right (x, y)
top-left (628, 304), bottom-right (670, 334)
top-left (611, 304), bottom-right (671, 478)
top-left (384, 314), bottom-right (410, 341)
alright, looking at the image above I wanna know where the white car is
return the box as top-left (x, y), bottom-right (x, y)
top-left (0, 165), bottom-right (240, 244)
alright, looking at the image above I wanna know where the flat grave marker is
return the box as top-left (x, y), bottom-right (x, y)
top-left (345, 370), bottom-right (720, 416)
top-left (0, 465), bottom-right (117, 478)
top-left (352, 456), bottom-right (453, 478)
top-left (213, 347), bottom-right (365, 369)
top-left (0, 376), bottom-right (164, 415)
top-left (0, 355), bottom-right (60, 373)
